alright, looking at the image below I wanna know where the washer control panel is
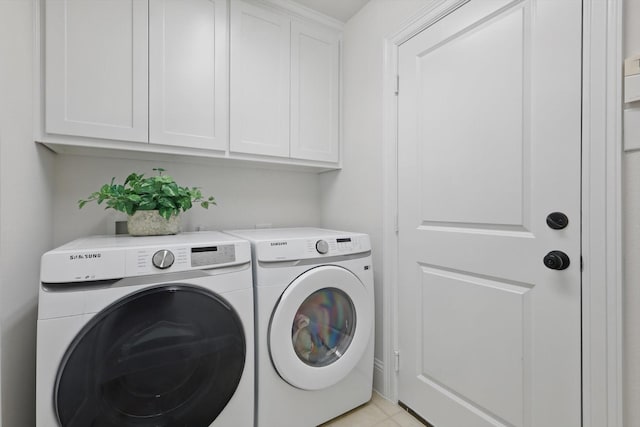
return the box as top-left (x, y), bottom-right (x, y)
top-left (131, 246), bottom-right (189, 275)
top-left (152, 250), bottom-right (175, 269)
top-left (40, 232), bottom-right (251, 284)
top-left (134, 244), bottom-right (236, 274)
top-left (191, 245), bottom-right (236, 267)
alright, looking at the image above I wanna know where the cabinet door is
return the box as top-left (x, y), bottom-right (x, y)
top-left (45, 0), bottom-right (148, 142)
top-left (230, 1), bottom-right (290, 157)
top-left (290, 22), bottom-right (340, 163)
top-left (149, 0), bottom-right (228, 151)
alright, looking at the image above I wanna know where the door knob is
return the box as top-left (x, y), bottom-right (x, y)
top-left (543, 251), bottom-right (570, 270)
top-left (546, 212), bottom-right (569, 230)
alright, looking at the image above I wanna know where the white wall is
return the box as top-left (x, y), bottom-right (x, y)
top-left (53, 155), bottom-right (321, 245)
top-left (0, 1), bottom-right (55, 426)
top-left (320, 0), bottom-right (430, 391)
top-left (624, 0), bottom-right (640, 424)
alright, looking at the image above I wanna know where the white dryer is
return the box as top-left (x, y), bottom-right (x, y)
top-left (36, 232), bottom-right (254, 427)
top-left (226, 228), bottom-right (374, 427)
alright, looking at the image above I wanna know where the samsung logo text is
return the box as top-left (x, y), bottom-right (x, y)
top-left (69, 253), bottom-right (102, 260)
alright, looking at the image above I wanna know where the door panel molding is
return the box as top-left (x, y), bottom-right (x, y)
top-left (381, 1), bottom-right (623, 426)
top-left (412, 3), bottom-right (529, 229)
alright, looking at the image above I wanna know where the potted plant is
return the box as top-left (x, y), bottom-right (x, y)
top-left (78, 168), bottom-right (216, 236)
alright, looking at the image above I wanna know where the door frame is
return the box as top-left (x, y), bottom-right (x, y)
top-left (380, 1), bottom-right (623, 426)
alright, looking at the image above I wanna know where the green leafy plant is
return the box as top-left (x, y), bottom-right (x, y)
top-left (78, 168), bottom-right (216, 220)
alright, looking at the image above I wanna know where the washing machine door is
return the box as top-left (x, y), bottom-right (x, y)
top-left (269, 265), bottom-right (372, 390)
top-left (54, 285), bottom-right (245, 427)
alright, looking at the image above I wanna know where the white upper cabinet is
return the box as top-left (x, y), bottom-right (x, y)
top-left (290, 21), bottom-right (340, 163)
top-left (43, 0), bottom-right (342, 169)
top-left (230, 0), bottom-right (341, 164)
top-left (149, 0), bottom-right (228, 151)
top-left (45, 0), bottom-right (148, 142)
top-left (230, 1), bottom-right (291, 157)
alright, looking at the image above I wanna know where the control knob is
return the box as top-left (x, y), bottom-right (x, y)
top-left (316, 240), bottom-right (329, 254)
top-left (152, 249), bottom-right (175, 269)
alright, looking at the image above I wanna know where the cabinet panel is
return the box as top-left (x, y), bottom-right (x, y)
top-left (45, 0), bottom-right (148, 142)
top-left (230, 1), bottom-right (290, 157)
top-left (149, 0), bottom-right (228, 150)
top-left (290, 22), bottom-right (340, 163)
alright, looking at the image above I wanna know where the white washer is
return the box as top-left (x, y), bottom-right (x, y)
top-left (36, 232), bottom-right (254, 427)
top-left (226, 228), bottom-right (374, 427)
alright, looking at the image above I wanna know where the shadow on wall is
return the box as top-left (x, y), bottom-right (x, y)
top-left (1, 300), bottom-right (38, 427)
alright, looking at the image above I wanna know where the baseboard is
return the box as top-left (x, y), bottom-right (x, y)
top-left (373, 357), bottom-right (385, 395)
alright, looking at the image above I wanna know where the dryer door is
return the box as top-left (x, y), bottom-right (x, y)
top-left (269, 265), bottom-right (372, 390)
top-left (54, 284), bottom-right (245, 427)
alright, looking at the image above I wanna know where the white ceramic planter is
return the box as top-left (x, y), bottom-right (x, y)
top-left (127, 210), bottom-right (180, 236)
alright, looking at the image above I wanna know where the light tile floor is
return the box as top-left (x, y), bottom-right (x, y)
top-left (319, 391), bottom-right (427, 427)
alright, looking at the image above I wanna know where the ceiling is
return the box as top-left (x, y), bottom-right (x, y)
top-left (290, 0), bottom-right (370, 22)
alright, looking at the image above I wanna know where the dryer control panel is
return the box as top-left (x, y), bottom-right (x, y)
top-left (256, 234), bottom-right (371, 262)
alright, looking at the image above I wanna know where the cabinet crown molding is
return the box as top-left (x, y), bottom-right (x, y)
top-left (253, 0), bottom-right (345, 30)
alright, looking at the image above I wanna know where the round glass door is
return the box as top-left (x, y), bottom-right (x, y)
top-left (55, 285), bottom-right (245, 427)
top-left (292, 287), bottom-right (356, 367)
top-left (269, 265), bottom-right (372, 390)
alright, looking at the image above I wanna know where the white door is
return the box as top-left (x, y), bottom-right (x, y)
top-left (397, 1), bottom-right (582, 427)
top-left (45, 0), bottom-right (148, 142)
top-left (149, 0), bottom-right (228, 151)
top-left (230, 1), bottom-right (290, 157)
